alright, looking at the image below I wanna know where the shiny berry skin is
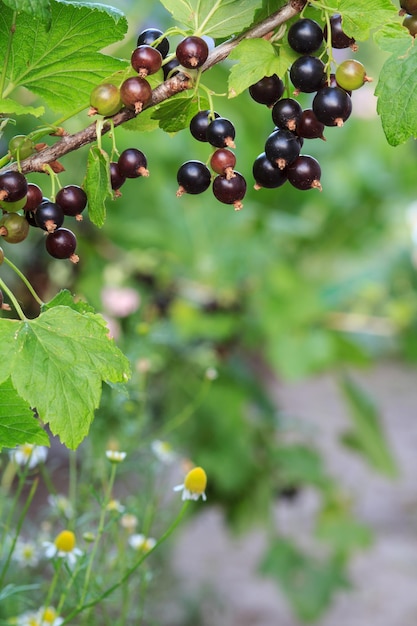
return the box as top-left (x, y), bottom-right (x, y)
top-left (323, 14), bottom-right (356, 49)
top-left (290, 56), bottom-right (325, 93)
top-left (23, 183), bottom-right (43, 211)
top-left (120, 76), bottom-right (152, 113)
top-left (131, 45), bottom-right (162, 77)
top-left (118, 148), bottom-right (149, 178)
top-left (335, 59), bottom-right (368, 91)
top-left (403, 14), bottom-right (417, 35)
top-left (265, 128), bottom-right (300, 169)
top-left (312, 86), bottom-right (352, 126)
top-left (189, 110), bottom-right (220, 142)
top-left (297, 109), bottom-right (325, 140)
top-left (9, 135), bottom-right (35, 160)
top-left (0, 170), bottom-right (28, 203)
top-left (176, 36), bottom-right (209, 69)
top-left (35, 200), bottom-right (64, 232)
top-left (110, 162), bottom-right (126, 190)
top-left (401, 0), bottom-right (417, 14)
top-left (176, 161), bottom-right (211, 195)
top-left (212, 172), bottom-right (246, 210)
top-left (89, 83), bottom-right (122, 116)
top-left (210, 149), bottom-right (236, 178)
top-left (287, 155), bottom-right (322, 190)
top-left (206, 117), bottom-right (236, 148)
top-left (249, 75), bottom-right (285, 106)
top-left (0, 212), bottom-right (30, 243)
top-left (137, 28), bottom-right (169, 58)
top-left (252, 152), bottom-right (288, 189)
top-left (272, 98), bottom-right (303, 131)
top-left (162, 57), bottom-right (180, 80)
top-left (56, 185), bottom-right (87, 219)
top-left (45, 228), bottom-right (78, 262)
top-left (287, 18), bottom-right (323, 54)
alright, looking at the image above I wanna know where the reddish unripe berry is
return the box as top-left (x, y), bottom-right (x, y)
top-left (120, 77), bottom-right (152, 113)
top-left (131, 45), bottom-right (163, 76)
top-left (210, 149), bottom-right (236, 179)
top-left (23, 183), bottom-right (43, 211)
top-left (176, 36), bottom-right (209, 69)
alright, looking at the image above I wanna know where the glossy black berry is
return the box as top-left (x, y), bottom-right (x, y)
top-left (272, 98), bottom-right (303, 131)
top-left (45, 228), bottom-right (78, 262)
top-left (118, 148), bottom-right (149, 178)
top-left (297, 109), bottom-right (325, 140)
top-left (252, 152), bottom-right (288, 189)
top-left (23, 183), bottom-right (43, 211)
top-left (210, 149), bottom-right (236, 178)
top-left (403, 14), bottom-right (417, 36)
top-left (176, 160), bottom-right (211, 195)
top-left (25, 210), bottom-right (38, 227)
top-left (137, 28), bottom-right (169, 58)
top-left (312, 86), bottom-right (352, 126)
top-left (287, 155), bottom-right (322, 190)
top-left (110, 161), bottom-right (126, 191)
top-left (131, 45), bottom-right (163, 77)
top-left (287, 18), bottom-right (323, 54)
top-left (249, 74), bottom-right (285, 106)
top-left (0, 170), bottom-right (28, 203)
top-left (35, 200), bottom-right (65, 232)
top-left (206, 117), bottom-right (236, 148)
top-left (56, 185), bottom-right (88, 220)
top-left (176, 36), bottom-right (209, 69)
top-left (289, 56), bottom-right (325, 93)
top-left (120, 76), bottom-right (152, 113)
top-left (0, 212), bottom-right (29, 243)
top-left (212, 172), bottom-right (246, 210)
top-left (189, 110), bottom-right (220, 142)
top-left (323, 14), bottom-right (356, 49)
top-left (264, 128), bottom-right (301, 170)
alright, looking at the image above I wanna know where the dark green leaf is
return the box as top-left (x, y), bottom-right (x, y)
top-left (83, 146), bottom-right (112, 228)
top-left (2, 0), bottom-right (51, 24)
top-left (0, 378), bottom-right (49, 450)
top-left (151, 94), bottom-right (209, 133)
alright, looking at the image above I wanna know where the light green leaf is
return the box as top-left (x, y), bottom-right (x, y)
top-left (316, 503), bottom-right (373, 556)
top-left (228, 39), bottom-right (284, 98)
top-left (0, 378), bottom-right (49, 450)
top-left (83, 145), bottom-right (112, 228)
top-left (0, 0), bottom-right (129, 115)
top-left (0, 98), bottom-right (44, 118)
top-left (339, 375), bottom-right (398, 476)
top-left (332, 0), bottom-right (398, 41)
top-left (0, 307), bottom-right (131, 449)
top-left (2, 0), bottom-right (51, 24)
top-left (41, 288), bottom-right (96, 314)
top-left (123, 106), bottom-right (160, 133)
top-left (151, 94), bottom-right (209, 133)
top-left (159, 0), bottom-right (263, 38)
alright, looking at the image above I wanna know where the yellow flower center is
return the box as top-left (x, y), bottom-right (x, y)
top-left (40, 607), bottom-right (57, 623)
top-left (184, 467), bottom-right (207, 494)
top-left (54, 529), bottom-right (76, 552)
top-left (22, 443), bottom-right (34, 456)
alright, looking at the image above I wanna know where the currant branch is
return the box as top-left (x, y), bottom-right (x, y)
top-left (2, 0), bottom-right (307, 176)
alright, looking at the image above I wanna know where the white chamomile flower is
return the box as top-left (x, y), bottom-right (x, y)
top-left (120, 513), bottom-right (138, 533)
top-left (151, 440), bottom-right (176, 464)
top-left (106, 499), bottom-right (125, 514)
top-left (12, 538), bottom-right (40, 568)
top-left (105, 450), bottom-right (127, 463)
top-left (47, 494), bottom-right (74, 519)
top-left (14, 606), bottom-right (63, 626)
top-left (9, 444), bottom-right (48, 469)
top-left (43, 530), bottom-right (82, 567)
top-left (173, 466), bottom-right (207, 502)
top-left (128, 533), bottom-right (157, 553)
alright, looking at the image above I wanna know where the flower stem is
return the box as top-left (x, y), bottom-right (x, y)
top-left (2, 256), bottom-right (44, 306)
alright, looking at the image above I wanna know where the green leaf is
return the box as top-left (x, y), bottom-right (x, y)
top-left (2, 0), bottom-right (51, 24)
top-left (83, 146), bottom-right (112, 228)
top-left (332, 0), bottom-right (398, 41)
top-left (151, 94), bottom-right (209, 133)
top-left (228, 39), bottom-right (280, 98)
top-left (159, 0), bottom-right (263, 38)
top-left (0, 307), bottom-right (131, 449)
top-left (316, 502), bottom-right (373, 556)
top-left (0, 98), bottom-right (44, 118)
top-left (0, 0), bottom-right (129, 115)
top-left (0, 378), bottom-right (49, 450)
top-left (122, 106), bottom-right (160, 133)
top-left (41, 288), bottom-right (96, 314)
top-left (339, 374), bottom-right (398, 477)
top-left (259, 538), bottom-right (348, 621)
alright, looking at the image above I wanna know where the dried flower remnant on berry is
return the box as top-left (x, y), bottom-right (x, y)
top-left (174, 466), bottom-right (207, 501)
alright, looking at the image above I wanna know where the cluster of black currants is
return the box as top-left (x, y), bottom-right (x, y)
top-left (176, 110), bottom-right (247, 210)
top-left (400, 0), bottom-right (417, 35)
top-left (0, 170), bottom-right (85, 262)
top-left (249, 14), bottom-right (368, 193)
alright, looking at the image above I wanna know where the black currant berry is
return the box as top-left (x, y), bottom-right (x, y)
top-left (287, 155), bottom-right (322, 190)
top-left (264, 128), bottom-right (301, 170)
top-left (35, 200), bottom-right (65, 232)
top-left (56, 185), bottom-right (87, 220)
top-left (212, 172), bottom-right (246, 210)
top-left (0, 212), bottom-right (30, 243)
top-left (118, 148), bottom-right (149, 178)
top-left (89, 83), bottom-right (122, 116)
top-left (120, 76), bottom-right (152, 113)
top-left (176, 160), bottom-right (211, 196)
top-left (323, 14), bottom-right (356, 49)
top-left (137, 28), bottom-right (169, 58)
top-left (403, 14), bottom-right (417, 36)
top-left (110, 161), bottom-right (126, 191)
top-left (289, 56), bottom-right (325, 93)
top-left (131, 45), bottom-right (163, 77)
top-left (272, 97), bottom-right (303, 131)
top-left (45, 228), bottom-right (79, 263)
top-left (189, 110), bottom-right (220, 142)
top-left (23, 183), bottom-right (43, 211)
top-left (297, 109), bottom-right (326, 140)
top-left (210, 149), bottom-right (236, 179)
top-left (401, 0), bottom-right (417, 15)
top-left (287, 18), bottom-right (323, 54)
top-left (25, 210), bottom-right (38, 227)
top-left (312, 86), bottom-right (352, 126)
top-left (249, 74), bottom-right (285, 106)
top-left (252, 152), bottom-right (288, 189)
top-left (162, 57), bottom-right (180, 80)
top-left (0, 170), bottom-right (28, 203)
top-left (206, 117), bottom-right (236, 148)
top-left (176, 36), bottom-right (209, 69)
